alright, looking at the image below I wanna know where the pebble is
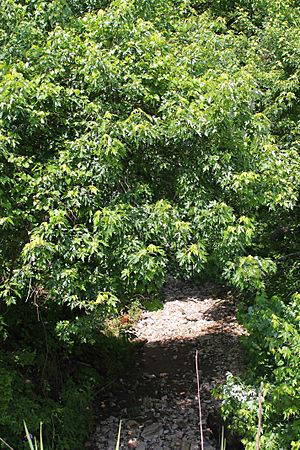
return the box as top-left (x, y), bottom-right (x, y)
top-left (142, 422), bottom-right (163, 438)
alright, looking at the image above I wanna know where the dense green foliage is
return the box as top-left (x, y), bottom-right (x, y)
top-left (0, 0), bottom-right (299, 448)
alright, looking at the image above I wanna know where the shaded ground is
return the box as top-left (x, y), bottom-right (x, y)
top-left (87, 279), bottom-right (245, 450)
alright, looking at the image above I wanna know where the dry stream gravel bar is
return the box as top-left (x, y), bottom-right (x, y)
top-left (87, 279), bottom-right (245, 450)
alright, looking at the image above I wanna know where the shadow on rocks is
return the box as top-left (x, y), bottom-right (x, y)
top-left (89, 331), bottom-right (244, 449)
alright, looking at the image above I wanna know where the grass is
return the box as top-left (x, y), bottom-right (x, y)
top-left (115, 420), bottom-right (122, 450)
top-left (24, 422), bottom-right (44, 450)
top-left (0, 422), bottom-right (44, 450)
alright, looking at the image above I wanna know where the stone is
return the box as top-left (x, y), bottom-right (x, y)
top-left (181, 438), bottom-right (191, 450)
top-left (204, 442), bottom-right (216, 450)
top-left (136, 444), bottom-right (146, 450)
top-left (128, 438), bottom-right (139, 448)
top-left (127, 420), bottom-right (140, 428)
top-left (142, 422), bottom-right (163, 438)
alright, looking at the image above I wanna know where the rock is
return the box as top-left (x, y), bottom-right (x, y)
top-left (128, 438), bottom-right (140, 448)
top-left (127, 420), bottom-right (140, 428)
top-left (142, 422), bottom-right (163, 438)
top-left (181, 438), bottom-right (191, 450)
top-left (204, 442), bottom-right (216, 450)
top-left (136, 443), bottom-right (146, 450)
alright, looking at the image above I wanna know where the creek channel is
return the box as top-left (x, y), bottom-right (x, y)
top-left (86, 279), bottom-right (245, 450)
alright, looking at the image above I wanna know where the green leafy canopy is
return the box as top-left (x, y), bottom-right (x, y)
top-left (0, 0), bottom-right (299, 447)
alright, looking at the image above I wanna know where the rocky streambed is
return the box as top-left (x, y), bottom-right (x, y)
top-left (86, 280), bottom-right (245, 450)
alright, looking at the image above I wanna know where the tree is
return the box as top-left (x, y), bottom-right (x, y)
top-left (0, 0), bottom-right (299, 447)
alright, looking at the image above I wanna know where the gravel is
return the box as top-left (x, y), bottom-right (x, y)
top-left (87, 279), bottom-right (245, 450)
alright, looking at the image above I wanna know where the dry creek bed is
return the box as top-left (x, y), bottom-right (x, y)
top-left (86, 279), bottom-right (245, 450)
